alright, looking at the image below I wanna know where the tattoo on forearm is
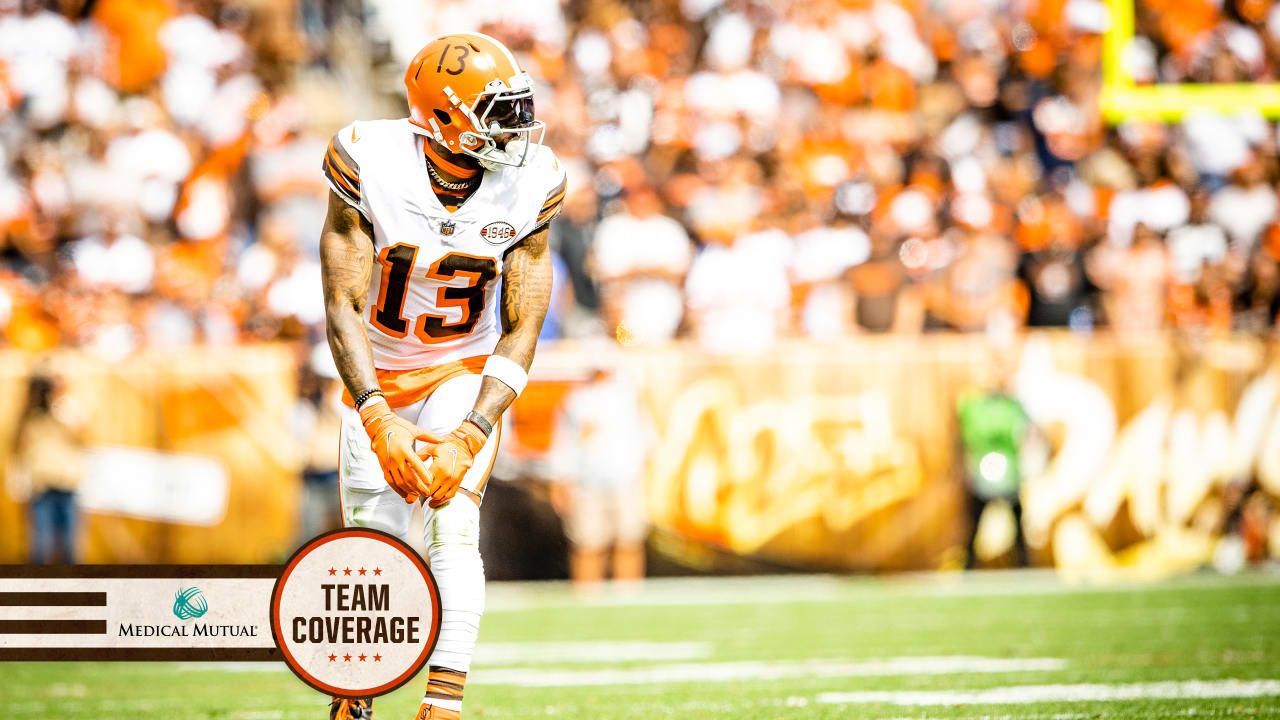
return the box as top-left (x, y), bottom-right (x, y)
top-left (470, 225), bottom-right (553, 425)
top-left (320, 192), bottom-right (381, 401)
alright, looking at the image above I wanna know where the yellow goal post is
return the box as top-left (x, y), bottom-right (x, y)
top-left (1100, 0), bottom-right (1280, 122)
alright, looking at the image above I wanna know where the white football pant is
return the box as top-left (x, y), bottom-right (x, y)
top-left (338, 373), bottom-right (499, 674)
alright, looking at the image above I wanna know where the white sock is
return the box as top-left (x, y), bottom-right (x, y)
top-left (424, 499), bottom-right (485, 673)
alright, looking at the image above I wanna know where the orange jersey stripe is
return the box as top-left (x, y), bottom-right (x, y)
top-left (536, 205), bottom-right (562, 226)
top-left (325, 154), bottom-right (359, 196)
top-left (540, 188), bottom-right (566, 212)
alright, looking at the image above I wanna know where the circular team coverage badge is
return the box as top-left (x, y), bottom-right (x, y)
top-left (270, 528), bottom-right (441, 698)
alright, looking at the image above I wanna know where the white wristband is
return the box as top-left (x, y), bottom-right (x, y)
top-left (482, 354), bottom-right (528, 397)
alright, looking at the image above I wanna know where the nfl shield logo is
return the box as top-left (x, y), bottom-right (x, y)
top-left (440, 220), bottom-right (455, 236)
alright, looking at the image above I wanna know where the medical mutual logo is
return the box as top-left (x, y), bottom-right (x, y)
top-left (173, 587), bottom-right (209, 620)
top-left (116, 584), bottom-right (257, 639)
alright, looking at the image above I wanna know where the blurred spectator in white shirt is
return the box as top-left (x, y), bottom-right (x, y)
top-left (790, 221), bottom-right (871, 338)
top-left (1209, 151), bottom-right (1278, 251)
top-left (591, 187), bottom-right (692, 344)
top-left (551, 355), bottom-right (650, 590)
top-left (67, 210), bottom-right (154, 294)
top-left (158, 2), bottom-right (240, 127)
top-left (1166, 189), bottom-right (1229, 285)
top-left (685, 227), bottom-right (792, 352)
top-left (0, 0), bottom-right (78, 129)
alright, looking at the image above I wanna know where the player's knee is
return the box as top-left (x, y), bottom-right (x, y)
top-left (427, 498), bottom-right (481, 554)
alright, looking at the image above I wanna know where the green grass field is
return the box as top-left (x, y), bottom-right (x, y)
top-left (6, 570), bottom-right (1280, 719)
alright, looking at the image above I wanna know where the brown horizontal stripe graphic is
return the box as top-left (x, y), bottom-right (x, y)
top-left (0, 619), bottom-right (106, 634)
top-left (0, 565), bottom-right (283, 578)
top-left (0, 647), bottom-right (281, 661)
top-left (0, 591), bottom-right (107, 606)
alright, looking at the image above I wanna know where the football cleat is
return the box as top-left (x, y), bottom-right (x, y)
top-left (330, 696), bottom-right (373, 719)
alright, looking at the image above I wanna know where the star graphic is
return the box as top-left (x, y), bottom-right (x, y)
top-left (343, 653), bottom-right (352, 662)
top-left (343, 567), bottom-right (352, 576)
top-left (358, 567), bottom-right (367, 576)
top-left (358, 653), bottom-right (367, 662)
top-left (373, 654), bottom-right (382, 662)
top-left (373, 567), bottom-right (382, 576)
top-left (328, 653), bottom-right (337, 662)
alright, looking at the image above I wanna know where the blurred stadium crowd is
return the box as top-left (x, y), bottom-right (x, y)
top-left (2, 0), bottom-right (1280, 362)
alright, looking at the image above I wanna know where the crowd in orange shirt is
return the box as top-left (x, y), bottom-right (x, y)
top-left (2, 0), bottom-right (1280, 365)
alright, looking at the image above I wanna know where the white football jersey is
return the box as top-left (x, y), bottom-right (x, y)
top-left (323, 118), bottom-right (565, 371)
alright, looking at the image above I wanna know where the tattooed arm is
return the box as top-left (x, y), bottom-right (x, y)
top-left (319, 191), bottom-right (380, 401)
top-left (320, 190), bottom-right (437, 501)
top-left (471, 223), bottom-right (554, 425)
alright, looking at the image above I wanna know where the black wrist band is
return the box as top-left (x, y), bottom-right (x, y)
top-left (465, 411), bottom-right (493, 437)
top-left (354, 389), bottom-right (384, 409)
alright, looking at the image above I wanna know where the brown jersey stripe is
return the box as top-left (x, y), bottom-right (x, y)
top-left (324, 154), bottom-right (360, 198)
top-left (329, 136), bottom-right (360, 176)
top-left (325, 146), bottom-right (359, 191)
top-left (428, 666), bottom-right (467, 678)
top-left (323, 162), bottom-right (361, 206)
top-left (535, 202), bottom-right (563, 226)
top-left (424, 691), bottom-right (463, 701)
top-left (542, 176), bottom-right (567, 208)
top-left (540, 190), bottom-right (566, 215)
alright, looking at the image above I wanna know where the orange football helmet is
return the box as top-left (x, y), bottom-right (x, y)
top-left (404, 33), bottom-right (544, 169)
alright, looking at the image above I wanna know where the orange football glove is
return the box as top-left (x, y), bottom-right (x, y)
top-left (423, 420), bottom-right (487, 508)
top-left (359, 396), bottom-right (443, 503)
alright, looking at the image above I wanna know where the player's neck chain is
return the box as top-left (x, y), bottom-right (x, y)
top-left (426, 161), bottom-right (476, 191)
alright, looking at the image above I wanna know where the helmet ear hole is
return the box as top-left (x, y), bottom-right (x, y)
top-left (433, 109), bottom-right (452, 126)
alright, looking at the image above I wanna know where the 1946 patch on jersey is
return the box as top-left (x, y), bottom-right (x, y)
top-left (479, 221), bottom-right (516, 244)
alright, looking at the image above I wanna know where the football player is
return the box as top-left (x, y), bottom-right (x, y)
top-left (319, 32), bottom-right (563, 720)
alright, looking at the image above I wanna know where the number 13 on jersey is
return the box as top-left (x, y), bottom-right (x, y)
top-left (370, 244), bottom-right (498, 344)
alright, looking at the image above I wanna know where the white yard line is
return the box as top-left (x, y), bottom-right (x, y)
top-left (472, 656), bottom-right (1066, 687)
top-left (474, 641), bottom-right (712, 665)
top-left (486, 570), bottom-right (1280, 611)
top-left (170, 642), bottom-right (712, 672)
top-left (817, 679), bottom-right (1280, 706)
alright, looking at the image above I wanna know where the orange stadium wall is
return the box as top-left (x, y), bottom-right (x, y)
top-left (1, 336), bottom-right (1277, 571)
top-left (521, 334), bottom-right (1280, 574)
top-left (0, 347), bottom-right (301, 564)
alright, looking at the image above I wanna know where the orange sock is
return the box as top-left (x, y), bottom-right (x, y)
top-left (417, 666), bottom-right (465, 719)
